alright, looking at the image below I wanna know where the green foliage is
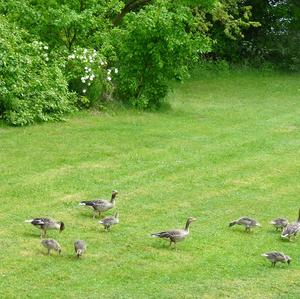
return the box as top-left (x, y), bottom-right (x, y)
top-left (0, 0), bottom-right (276, 118)
top-left (112, 1), bottom-right (211, 109)
top-left (213, 0), bottom-right (300, 71)
top-left (0, 17), bottom-right (76, 126)
top-left (0, 0), bottom-right (123, 51)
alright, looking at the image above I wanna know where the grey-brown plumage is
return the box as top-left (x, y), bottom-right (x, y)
top-left (25, 218), bottom-right (65, 238)
top-left (41, 239), bottom-right (61, 256)
top-left (79, 190), bottom-right (118, 218)
top-left (229, 217), bottom-right (261, 232)
top-left (99, 212), bottom-right (119, 231)
top-left (281, 209), bottom-right (300, 240)
top-left (151, 217), bottom-right (197, 247)
top-left (281, 223), bottom-right (300, 240)
top-left (270, 218), bottom-right (288, 231)
top-left (74, 240), bottom-right (86, 258)
top-left (262, 252), bottom-right (291, 267)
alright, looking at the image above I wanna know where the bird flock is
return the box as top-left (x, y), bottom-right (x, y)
top-left (25, 190), bottom-right (300, 267)
top-left (229, 209), bottom-right (300, 267)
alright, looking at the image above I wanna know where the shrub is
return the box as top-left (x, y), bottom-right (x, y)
top-left (112, 1), bottom-right (211, 109)
top-left (0, 17), bottom-right (76, 126)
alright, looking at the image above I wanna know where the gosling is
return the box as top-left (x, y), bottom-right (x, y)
top-left (41, 239), bottom-right (61, 256)
top-left (74, 240), bottom-right (86, 258)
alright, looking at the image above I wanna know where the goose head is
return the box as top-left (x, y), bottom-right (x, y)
top-left (286, 255), bottom-right (292, 264)
top-left (59, 222), bottom-right (65, 232)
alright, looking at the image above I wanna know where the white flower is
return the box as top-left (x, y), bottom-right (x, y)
top-left (89, 74), bottom-right (95, 81)
top-left (100, 61), bottom-right (104, 66)
top-left (114, 68), bottom-right (118, 74)
top-left (107, 76), bottom-right (112, 81)
top-left (88, 82), bottom-right (91, 86)
top-left (68, 54), bottom-right (75, 60)
top-left (44, 46), bottom-right (49, 50)
top-left (81, 77), bottom-right (86, 83)
top-left (107, 69), bottom-right (111, 74)
top-left (83, 48), bottom-right (88, 54)
top-left (45, 57), bottom-right (49, 61)
top-left (83, 89), bottom-right (87, 93)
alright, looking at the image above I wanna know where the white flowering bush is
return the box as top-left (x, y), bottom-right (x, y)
top-left (0, 17), bottom-right (76, 126)
top-left (66, 47), bottom-right (117, 108)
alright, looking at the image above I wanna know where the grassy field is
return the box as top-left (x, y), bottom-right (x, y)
top-left (1, 70), bottom-right (300, 298)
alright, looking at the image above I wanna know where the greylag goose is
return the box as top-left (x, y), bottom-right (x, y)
top-left (229, 217), bottom-right (261, 232)
top-left (41, 239), bottom-right (61, 256)
top-left (281, 209), bottom-right (300, 240)
top-left (270, 218), bottom-right (288, 231)
top-left (151, 217), bottom-right (196, 247)
top-left (79, 190), bottom-right (118, 218)
top-left (99, 212), bottom-right (119, 231)
top-left (262, 252), bottom-right (291, 267)
top-left (25, 218), bottom-right (65, 238)
top-left (74, 240), bottom-right (86, 258)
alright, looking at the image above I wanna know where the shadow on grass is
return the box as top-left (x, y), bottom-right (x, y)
top-left (22, 231), bottom-right (41, 238)
top-left (228, 228), bottom-right (261, 235)
top-left (150, 240), bottom-right (188, 251)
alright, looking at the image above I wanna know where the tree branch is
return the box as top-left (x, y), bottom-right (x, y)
top-left (112, 0), bottom-right (153, 26)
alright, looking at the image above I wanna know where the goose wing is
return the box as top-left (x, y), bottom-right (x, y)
top-left (99, 216), bottom-right (115, 225)
top-left (263, 252), bottom-right (285, 261)
top-left (74, 240), bottom-right (86, 250)
top-left (30, 218), bottom-right (51, 227)
top-left (282, 223), bottom-right (300, 237)
top-left (152, 229), bottom-right (183, 239)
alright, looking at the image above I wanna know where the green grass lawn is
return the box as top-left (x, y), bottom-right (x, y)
top-left (1, 70), bottom-right (300, 298)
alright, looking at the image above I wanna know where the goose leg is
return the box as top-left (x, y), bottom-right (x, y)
top-left (47, 249), bottom-right (50, 256)
top-left (173, 241), bottom-right (177, 250)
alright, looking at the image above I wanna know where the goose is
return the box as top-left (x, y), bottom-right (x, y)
top-left (262, 252), bottom-right (291, 267)
top-left (79, 190), bottom-right (118, 218)
top-left (99, 212), bottom-right (119, 231)
top-left (41, 239), bottom-right (61, 256)
top-left (151, 217), bottom-right (196, 247)
top-left (281, 209), bottom-right (300, 241)
top-left (25, 218), bottom-right (65, 238)
top-left (74, 240), bottom-right (86, 258)
top-left (270, 218), bottom-right (288, 231)
top-left (229, 217), bottom-right (261, 232)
